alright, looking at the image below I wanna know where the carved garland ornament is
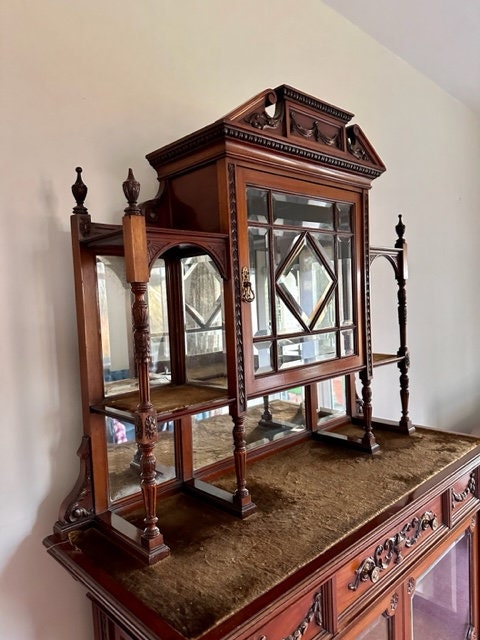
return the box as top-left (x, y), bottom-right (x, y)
top-left (290, 112), bottom-right (339, 147)
top-left (452, 471), bottom-right (476, 507)
top-left (348, 511), bottom-right (438, 591)
top-left (257, 590), bottom-right (323, 640)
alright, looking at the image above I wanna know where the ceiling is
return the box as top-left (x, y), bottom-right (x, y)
top-left (323, 0), bottom-right (480, 116)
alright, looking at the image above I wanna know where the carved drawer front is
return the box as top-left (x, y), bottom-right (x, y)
top-left (240, 583), bottom-right (327, 640)
top-left (446, 468), bottom-right (479, 527)
top-left (335, 495), bottom-right (442, 614)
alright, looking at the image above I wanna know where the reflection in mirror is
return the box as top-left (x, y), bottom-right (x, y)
top-left (182, 254), bottom-right (227, 388)
top-left (97, 255), bottom-right (171, 397)
top-left (192, 406), bottom-right (232, 471)
top-left (106, 416), bottom-right (176, 502)
top-left (245, 387), bottom-right (306, 450)
top-left (249, 227), bottom-right (271, 337)
top-left (317, 377), bottom-right (347, 426)
top-left (272, 193), bottom-right (334, 229)
top-left (97, 256), bottom-right (133, 396)
top-left (149, 258), bottom-right (171, 381)
top-left (192, 389), bottom-right (307, 471)
top-left (278, 333), bottom-right (336, 369)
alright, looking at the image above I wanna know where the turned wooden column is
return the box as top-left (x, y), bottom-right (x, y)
top-left (359, 369), bottom-right (377, 452)
top-left (395, 215), bottom-right (414, 434)
top-left (122, 169), bottom-right (169, 560)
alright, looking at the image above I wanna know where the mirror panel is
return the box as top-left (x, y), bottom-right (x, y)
top-left (245, 386), bottom-right (306, 450)
top-left (106, 416), bottom-right (175, 502)
top-left (182, 254), bottom-right (227, 387)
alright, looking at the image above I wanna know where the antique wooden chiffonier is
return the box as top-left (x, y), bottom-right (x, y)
top-left (44, 86), bottom-right (480, 640)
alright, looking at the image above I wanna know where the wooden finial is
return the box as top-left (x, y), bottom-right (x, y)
top-left (395, 214), bottom-right (406, 248)
top-left (72, 167), bottom-right (88, 214)
top-left (123, 168), bottom-right (141, 215)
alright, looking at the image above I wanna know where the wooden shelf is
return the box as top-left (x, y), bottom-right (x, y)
top-left (372, 352), bottom-right (404, 368)
top-left (93, 383), bottom-right (230, 421)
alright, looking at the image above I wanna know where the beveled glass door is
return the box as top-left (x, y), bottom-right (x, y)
top-left (239, 168), bottom-right (365, 397)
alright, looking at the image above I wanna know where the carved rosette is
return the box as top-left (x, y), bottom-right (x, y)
top-left (135, 414), bottom-right (157, 441)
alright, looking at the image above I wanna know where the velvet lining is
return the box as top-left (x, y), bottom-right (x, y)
top-left (72, 428), bottom-right (479, 638)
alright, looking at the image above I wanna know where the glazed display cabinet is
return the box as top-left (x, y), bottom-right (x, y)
top-left (43, 86), bottom-right (479, 640)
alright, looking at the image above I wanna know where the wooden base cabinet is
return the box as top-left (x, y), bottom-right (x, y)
top-left (86, 513), bottom-right (479, 640)
top-left (46, 443), bottom-right (480, 640)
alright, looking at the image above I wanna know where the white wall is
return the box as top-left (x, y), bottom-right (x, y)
top-left (1, 2), bottom-right (479, 638)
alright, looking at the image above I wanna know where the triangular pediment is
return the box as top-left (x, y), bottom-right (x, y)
top-left (147, 85), bottom-right (386, 180)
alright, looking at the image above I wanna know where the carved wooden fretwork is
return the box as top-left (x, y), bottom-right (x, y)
top-left (348, 511), bottom-right (438, 590)
top-left (257, 590), bottom-right (323, 640)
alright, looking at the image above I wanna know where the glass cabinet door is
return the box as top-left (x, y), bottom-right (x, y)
top-left (412, 533), bottom-right (471, 639)
top-left (356, 615), bottom-right (391, 640)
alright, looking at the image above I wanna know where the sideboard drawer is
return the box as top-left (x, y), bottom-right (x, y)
top-left (335, 494), bottom-right (442, 615)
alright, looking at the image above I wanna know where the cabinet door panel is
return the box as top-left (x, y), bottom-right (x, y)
top-left (411, 532), bottom-right (471, 639)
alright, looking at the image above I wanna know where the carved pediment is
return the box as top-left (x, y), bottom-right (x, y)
top-left (147, 85), bottom-right (386, 180)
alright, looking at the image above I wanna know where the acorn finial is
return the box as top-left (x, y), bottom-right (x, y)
top-left (123, 168), bottom-right (141, 215)
top-left (72, 167), bottom-right (88, 214)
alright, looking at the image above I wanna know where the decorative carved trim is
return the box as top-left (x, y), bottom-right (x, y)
top-left (148, 123), bottom-right (384, 179)
top-left (137, 414), bottom-right (157, 441)
top-left (257, 590), bottom-right (323, 640)
top-left (385, 592), bottom-right (399, 617)
top-left (348, 511), bottom-right (438, 591)
top-left (407, 577), bottom-right (416, 596)
top-left (452, 472), bottom-right (476, 507)
top-left (224, 126), bottom-right (383, 178)
top-left (347, 136), bottom-right (371, 161)
top-left (471, 514), bottom-right (477, 531)
top-left (280, 85), bottom-right (353, 123)
top-left (228, 163), bottom-right (246, 412)
top-left (55, 436), bottom-right (94, 530)
top-left (364, 193), bottom-right (373, 379)
top-left (245, 102), bottom-right (283, 130)
top-left (290, 112), bottom-right (339, 147)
